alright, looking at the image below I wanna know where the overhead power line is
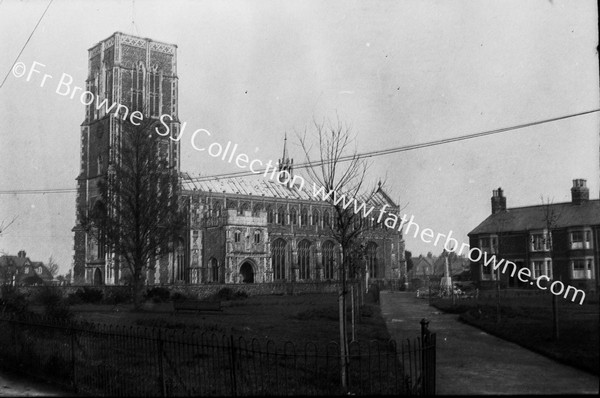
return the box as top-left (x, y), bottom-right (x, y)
top-left (0, 0), bottom-right (54, 89)
top-left (184, 108), bottom-right (600, 182)
top-left (0, 108), bottom-right (598, 195)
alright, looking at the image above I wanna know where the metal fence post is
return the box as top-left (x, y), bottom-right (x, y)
top-left (156, 329), bottom-right (167, 397)
top-left (420, 318), bottom-right (430, 395)
top-left (70, 327), bottom-right (77, 392)
top-left (229, 335), bottom-right (237, 396)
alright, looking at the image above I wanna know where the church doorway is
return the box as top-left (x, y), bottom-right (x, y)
top-left (240, 262), bottom-right (254, 283)
top-left (93, 268), bottom-right (103, 286)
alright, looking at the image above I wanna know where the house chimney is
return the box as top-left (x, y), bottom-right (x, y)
top-left (571, 179), bottom-right (589, 205)
top-left (17, 250), bottom-right (26, 258)
top-left (491, 187), bottom-right (506, 214)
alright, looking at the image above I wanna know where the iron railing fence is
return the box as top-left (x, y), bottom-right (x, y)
top-left (0, 314), bottom-right (436, 396)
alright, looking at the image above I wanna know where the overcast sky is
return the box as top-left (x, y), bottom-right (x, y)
top-left (0, 0), bottom-right (598, 273)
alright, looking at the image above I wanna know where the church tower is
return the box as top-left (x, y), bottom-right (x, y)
top-left (72, 32), bottom-right (180, 285)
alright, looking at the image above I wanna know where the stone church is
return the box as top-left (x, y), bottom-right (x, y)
top-left (72, 32), bottom-right (406, 286)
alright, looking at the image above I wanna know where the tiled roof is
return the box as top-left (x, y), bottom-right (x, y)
top-left (181, 172), bottom-right (396, 208)
top-left (469, 199), bottom-right (600, 235)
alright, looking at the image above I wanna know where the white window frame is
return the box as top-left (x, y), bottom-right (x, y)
top-left (571, 257), bottom-right (594, 280)
top-left (530, 258), bottom-right (552, 279)
top-left (570, 229), bottom-right (592, 250)
top-left (478, 234), bottom-right (498, 255)
top-left (530, 230), bottom-right (550, 252)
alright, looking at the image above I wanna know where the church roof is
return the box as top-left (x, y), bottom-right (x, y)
top-left (181, 172), bottom-right (396, 208)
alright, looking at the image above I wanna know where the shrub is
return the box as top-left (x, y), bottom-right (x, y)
top-left (68, 287), bottom-right (103, 304)
top-left (170, 292), bottom-right (189, 302)
top-left (145, 287), bottom-right (170, 302)
top-left (0, 285), bottom-right (29, 314)
top-left (33, 286), bottom-right (73, 320)
top-left (366, 284), bottom-right (380, 304)
top-left (104, 288), bottom-right (131, 305)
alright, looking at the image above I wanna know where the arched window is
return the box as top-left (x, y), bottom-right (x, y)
top-left (267, 206), bottom-right (274, 223)
top-left (323, 240), bottom-right (336, 280)
top-left (149, 67), bottom-right (160, 116)
top-left (366, 242), bottom-right (378, 278)
top-left (253, 204), bottom-right (263, 217)
top-left (312, 210), bottom-right (320, 226)
top-left (301, 208), bottom-right (308, 226)
top-left (254, 230), bottom-right (261, 244)
top-left (213, 201), bottom-right (222, 218)
top-left (298, 240), bottom-right (311, 280)
top-left (239, 202), bottom-right (250, 215)
top-left (290, 208), bottom-right (298, 225)
top-left (323, 211), bottom-right (331, 227)
top-left (209, 258), bottom-right (219, 283)
top-left (277, 206), bottom-right (286, 225)
top-left (272, 239), bottom-right (287, 280)
top-left (227, 200), bottom-right (237, 210)
top-left (234, 230), bottom-right (241, 243)
top-left (132, 63), bottom-right (144, 113)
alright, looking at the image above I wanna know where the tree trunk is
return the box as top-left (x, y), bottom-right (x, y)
top-left (133, 270), bottom-right (145, 310)
top-left (338, 253), bottom-right (349, 390)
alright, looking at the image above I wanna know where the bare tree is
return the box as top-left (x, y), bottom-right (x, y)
top-left (541, 196), bottom-right (561, 340)
top-left (80, 118), bottom-right (187, 309)
top-left (46, 255), bottom-right (60, 277)
top-left (0, 215), bottom-right (18, 237)
top-left (299, 117), bottom-right (381, 389)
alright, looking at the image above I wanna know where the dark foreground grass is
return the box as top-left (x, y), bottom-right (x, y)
top-left (70, 293), bottom-right (394, 346)
top-left (12, 292), bottom-right (414, 395)
top-left (431, 293), bottom-right (599, 375)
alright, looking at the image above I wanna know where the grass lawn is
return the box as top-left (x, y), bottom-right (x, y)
top-left (68, 292), bottom-right (392, 347)
top-left (431, 292), bottom-right (599, 375)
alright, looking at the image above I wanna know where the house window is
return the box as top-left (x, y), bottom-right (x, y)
top-left (254, 230), bottom-right (261, 244)
top-left (571, 258), bottom-right (593, 279)
top-left (298, 240), bottom-right (311, 280)
top-left (323, 240), bottom-right (336, 280)
top-left (272, 239), bottom-right (287, 280)
top-left (532, 260), bottom-right (552, 279)
top-left (479, 236), bottom-right (498, 254)
top-left (234, 230), bottom-right (241, 243)
top-left (570, 230), bottom-right (592, 250)
top-left (530, 233), bottom-right (550, 252)
top-left (366, 242), bottom-right (378, 278)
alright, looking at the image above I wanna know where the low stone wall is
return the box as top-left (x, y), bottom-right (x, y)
top-left (14, 281), bottom-right (345, 301)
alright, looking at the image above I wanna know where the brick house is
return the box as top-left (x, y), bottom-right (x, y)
top-left (0, 250), bottom-right (54, 286)
top-left (468, 179), bottom-right (599, 293)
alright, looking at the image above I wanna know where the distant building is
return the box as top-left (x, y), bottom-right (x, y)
top-left (409, 251), bottom-right (470, 288)
top-left (0, 250), bottom-right (53, 286)
top-left (468, 179), bottom-right (598, 293)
